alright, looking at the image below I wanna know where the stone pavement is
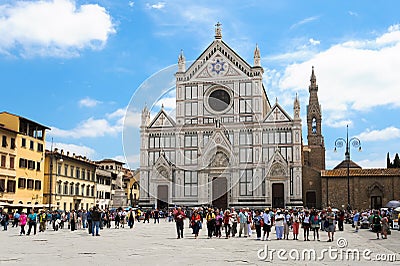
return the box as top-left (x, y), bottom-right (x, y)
top-left (1, 220), bottom-right (399, 265)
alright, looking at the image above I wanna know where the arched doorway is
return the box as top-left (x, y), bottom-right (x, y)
top-left (212, 177), bottom-right (228, 210)
top-left (157, 185), bottom-right (168, 210)
top-left (272, 183), bottom-right (284, 208)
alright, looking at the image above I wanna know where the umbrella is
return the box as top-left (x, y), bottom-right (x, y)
top-left (332, 208), bottom-right (339, 212)
top-left (384, 200), bottom-right (400, 208)
top-left (394, 207), bottom-right (400, 212)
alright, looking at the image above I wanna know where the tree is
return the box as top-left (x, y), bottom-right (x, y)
top-left (387, 152), bottom-right (392, 168)
top-left (394, 153), bottom-right (400, 168)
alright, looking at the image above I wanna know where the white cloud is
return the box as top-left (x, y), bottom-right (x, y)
top-left (348, 11), bottom-right (358, 17)
top-left (112, 154), bottom-right (140, 168)
top-left (46, 142), bottom-right (96, 158)
top-left (0, 0), bottom-right (115, 58)
top-left (309, 38), bottom-right (320, 46)
top-left (290, 16), bottom-right (320, 30)
top-left (147, 2), bottom-right (165, 9)
top-left (358, 126), bottom-right (400, 142)
top-left (79, 97), bottom-right (102, 108)
top-left (279, 24), bottom-right (400, 126)
top-left (128, 1), bottom-right (135, 8)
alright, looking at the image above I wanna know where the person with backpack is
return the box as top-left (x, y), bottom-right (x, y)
top-left (371, 210), bottom-right (382, 239)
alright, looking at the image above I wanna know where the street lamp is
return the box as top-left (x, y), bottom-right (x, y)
top-left (334, 125), bottom-right (361, 211)
top-left (49, 142), bottom-right (63, 211)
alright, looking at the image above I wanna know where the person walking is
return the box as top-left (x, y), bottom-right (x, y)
top-left (27, 209), bottom-right (37, 236)
top-left (92, 206), bottom-right (101, 236)
top-left (82, 210), bottom-right (87, 229)
top-left (353, 210), bottom-right (360, 233)
top-left (174, 207), bottom-right (185, 239)
top-left (338, 210), bottom-right (345, 231)
top-left (13, 211), bottom-right (20, 228)
top-left (128, 208), bottom-right (135, 228)
top-left (154, 209), bottom-right (160, 224)
top-left (19, 211), bottom-right (27, 235)
top-left (381, 213), bottom-right (389, 239)
top-left (190, 209), bottom-right (201, 239)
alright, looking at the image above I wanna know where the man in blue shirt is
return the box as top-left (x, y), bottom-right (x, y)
top-left (27, 209), bottom-right (37, 235)
top-left (353, 210), bottom-right (360, 233)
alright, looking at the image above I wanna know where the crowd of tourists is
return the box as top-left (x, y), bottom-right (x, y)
top-left (171, 206), bottom-right (399, 241)
top-left (0, 205), bottom-right (137, 236)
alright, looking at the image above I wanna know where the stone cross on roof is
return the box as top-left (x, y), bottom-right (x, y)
top-left (215, 22), bottom-right (222, 39)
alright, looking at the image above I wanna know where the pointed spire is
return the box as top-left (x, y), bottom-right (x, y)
top-left (215, 22), bottom-right (222, 39)
top-left (178, 49), bottom-right (185, 72)
top-left (254, 44), bottom-right (261, 67)
top-left (310, 66), bottom-right (316, 83)
top-left (294, 93), bottom-right (300, 119)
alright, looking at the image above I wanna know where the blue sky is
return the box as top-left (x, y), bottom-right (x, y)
top-left (1, 0), bottom-right (400, 169)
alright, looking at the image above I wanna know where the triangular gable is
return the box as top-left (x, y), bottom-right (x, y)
top-left (191, 52), bottom-right (249, 81)
top-left (148, 109), bottom-right (176, 128)
top-left (266, 149), bottom-right (288, 177)
top-left (199, 129), bottom-right (235, 168)
top-left (153, 153), bottom-right (172, 179)
top-left (264, 103), bottom-right (292, 123)
top-left (185, 40), bottom-right (253, 81)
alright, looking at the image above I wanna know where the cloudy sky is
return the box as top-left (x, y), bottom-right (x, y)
top-left (1, 0), bottom-right (399, 169)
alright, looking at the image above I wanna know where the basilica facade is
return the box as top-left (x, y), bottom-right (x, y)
top-left (139, 24), bottom-right (304, 210)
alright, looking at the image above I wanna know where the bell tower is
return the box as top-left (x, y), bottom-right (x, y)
top-left (307, 66), bottom-right (324, 148)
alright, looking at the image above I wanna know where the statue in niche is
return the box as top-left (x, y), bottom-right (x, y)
top-left (157, 166), bottom-right (169, 179)
top-left (210, 151), bottom-right (229, 167)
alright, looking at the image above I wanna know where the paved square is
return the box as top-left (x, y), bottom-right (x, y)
top-left (1, 220), bottom-right (399, 265)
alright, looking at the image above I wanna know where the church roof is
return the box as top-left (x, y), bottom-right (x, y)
top-left (333, 159), bottom-right (362, 170)
top-left (321, 168), bottom-right (400, 177)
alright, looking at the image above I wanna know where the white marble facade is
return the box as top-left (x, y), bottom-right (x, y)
top-left (139, 24), bottom-right (303, 209)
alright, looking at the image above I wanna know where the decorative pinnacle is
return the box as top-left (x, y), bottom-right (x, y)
top-left (215, 22), bottom-right (222, 39)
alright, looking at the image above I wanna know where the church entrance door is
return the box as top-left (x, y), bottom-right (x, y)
top-left (157, 185), bottom-right (168, 210)
top-left (212, 177), bottom-right (228, 210)
top-left (272, 183), bottom-right (284, 208)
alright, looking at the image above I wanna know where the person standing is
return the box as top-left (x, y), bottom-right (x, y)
top-left (238, 209), bottom-right (248, 237)
top-left (173, 207), bottom-right (185, 239)
top-left (154, 209), bottom-right (160, 224)
top-left (128, 208), bottom-right (135, 228)
top-left (27, 209), bottom-right (37, 236)
top-left (302, 210), bottom-right (311, 241)
top-left (223, 209), bottom-right (231, 239)
top-left (338, 210), bottom-right (345, 231)
top-left (92, 206), bottom-right (101, 236)
top-left (326, 207), bottom-right (336, 242)
top-left (230, 208), bottom-right (238, 237)
top-left (215, 209), bottom-right (223, 238)
top-left (381, 213), bottom-right (389, 239)
top-left (353, 210), bottom-right (360, 233)
top-left (70, 210), bottom-right (77, 231)
top-left (310, 210), bottom-right (321, 241)
top-left (190, 209), bottom-right (201, 239)
top-left (283, 210), bottom-right (291, 240)
top-left (291, 210), bottom-right (300, 240)
top-left (253, 210), bottom-right (262, 240)
top-left (262, 208), bottom-right (271, 241)
top-left (371, 210), bottom-right (382, 240)
top-left (1, 211), bottom-right (9, 231)
top-left (82, 210), bottom-right (87, 229)
top-left (19, 211), bottom-right (27, 235)
top-left (205, 208), bottom-right (216, 239)
top-left (87, 208), bottom-right (93, 234)
top-left (39, 210), bottom-right (47, 232)
top-left (13, 211), bottom-right (20, 228)
top-left (275, 210), bottom-right (285, 240)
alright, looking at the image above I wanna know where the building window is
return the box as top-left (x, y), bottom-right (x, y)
top-left (34, 180), bottom-right (41, 190)
top-left (185, 102), bottom-right (198, 116)
top-left (239, 82), bottom-right (252, 96)
top-left (37, 143), bottom-right (43, 152)
top-left (82, 169), bottom-right (85, 180)
top-left (312, 117), bottom-right (317, 134)
top-left (239, 148), bottom-right (253, 163)
top-left (185, 86), bottom-right (198, 99)
top-left (184, 150), bottom-right (198, 165)
top-left (91, 186), bottom-right (94, 197)
top-left (86, 186), bottom-right (90, 197)
top-left (30, 140), bottom-right (34, 150)
top-left (57, 164), bottom-right (61, 175)
top-left (27, 160), bottom-right (35, 170)
top-left (0, 179), bottom-right (5, 192)
top-left (10, 157), bottom-right (15, 169)
top-left (19, 158), bottom-right (27, 168)
top-left (239, 132), bottom-right (253, 145)
top-left (81, 185), bottom-right (85, 196)
top-left (11, 138), bottom-right (15, 149)
top-left (58, 182), bottom-right (62, 194)
top-left (18, 178), bottom-right (26, 188)
top-left (75, 184), bottom-right (79, 195)
top-left (64, 182), bottom-right (68, 195)
top-left (184, 171), bottom-right (198, 196)
top-left (64, 164), bottom-right (68, 176)
top-left (239, 99), bottom-right (252, 114)
top-left (184, 134), bottom-right (198, 147)
top-left (7, 180), bottom-right (16, 193)
top-left (1, 155), bottom-right (5, 168)
top-left (70, 166), bottom-right (74, 177)
top-left (239, 169), bottom-right (253, 196)
top-left (21, 138), bottom-right (26, 148)
top-left (76, 168), bottom-right (80, 179)
top-left (27, 179), bottom-right (34, 189)
top-left (70, 183), bottom-right (74, 195)
top-left (290, 168), bottom-right (294, 196)
top-left (1, 135), bottom-right (7, 147)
